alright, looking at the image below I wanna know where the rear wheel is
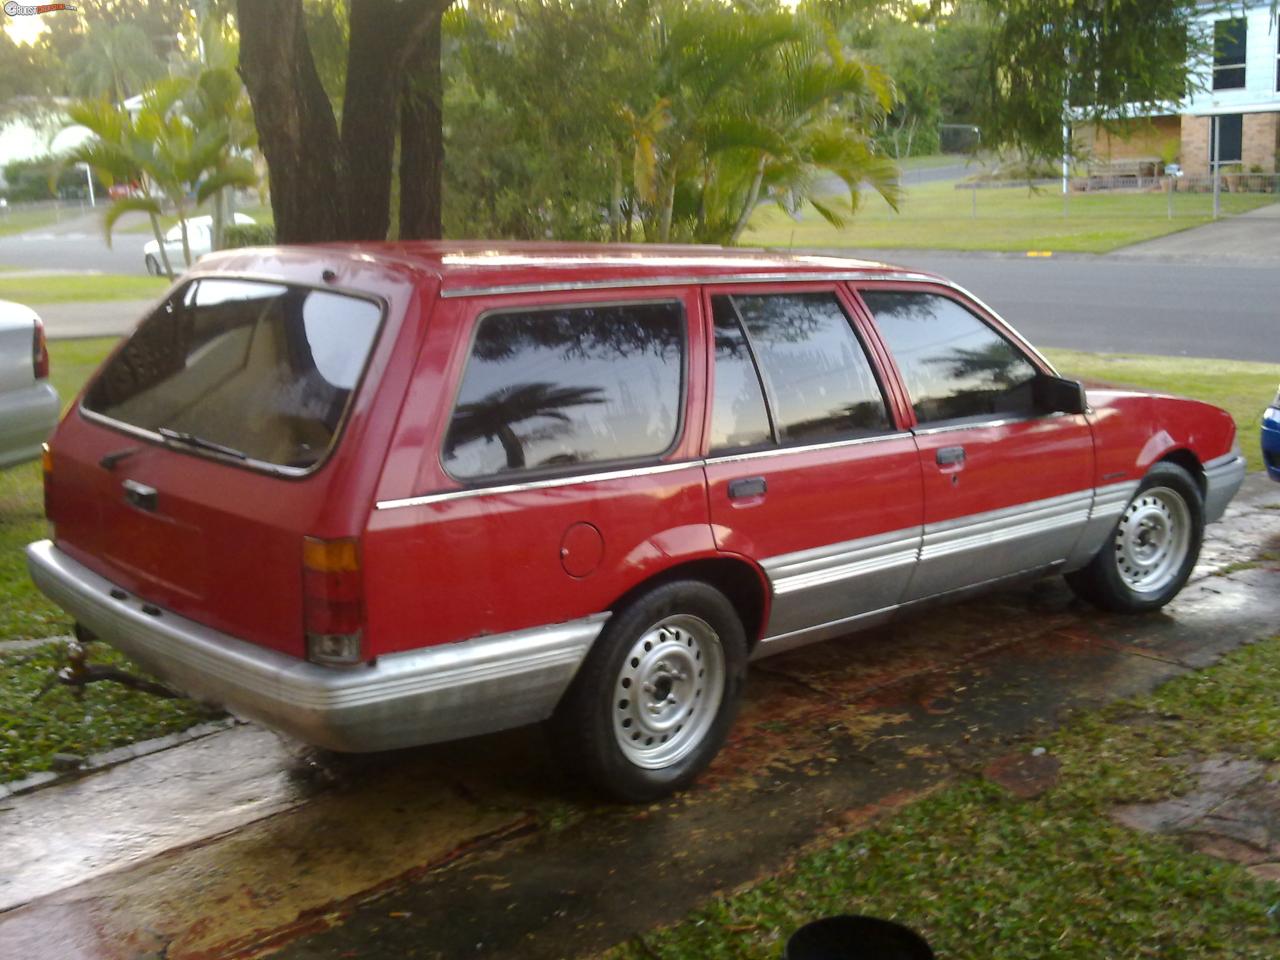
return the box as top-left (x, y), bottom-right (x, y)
top-left (144, 254), bottom-right (161, 276)
top-left (551, 580), bottom-right (747, 803)
top-left (1066, 462), bottom-right (1204, 613)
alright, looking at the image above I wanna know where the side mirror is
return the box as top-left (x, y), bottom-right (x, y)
top-left (1034, 374), bottom-right (1088, 416)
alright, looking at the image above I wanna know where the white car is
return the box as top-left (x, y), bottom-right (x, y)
top-left (143, 213), bottom-right (256, 276)
top-left (0, 300), bottom-right (59, 470)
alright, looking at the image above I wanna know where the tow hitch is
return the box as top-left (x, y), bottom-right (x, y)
top-left (36, 630), bottom-right (185, 702)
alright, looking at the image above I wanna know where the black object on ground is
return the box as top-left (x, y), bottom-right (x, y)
top-left (784, 914), bottom-right (935, 960)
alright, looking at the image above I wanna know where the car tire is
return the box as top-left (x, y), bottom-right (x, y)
top-left (1065, 462), bottom-right (1204, 613)
top-left (550, 580), bottom-right (747, 803)
top-left (145, 254), bottom-right (161, 276)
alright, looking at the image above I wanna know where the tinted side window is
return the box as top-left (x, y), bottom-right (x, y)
top-left (710, 297), bottom-right (772, 452)
top-left (443, 302), bottom-right (684, 479)
top-left (861, 291), bottom-right (1039, 424)
top-left (727, 293), bottom-right (890, 444)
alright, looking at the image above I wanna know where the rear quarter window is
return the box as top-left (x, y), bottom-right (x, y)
top-left (82, 278), bottom-right (383, 472)
top-left (442, 301), bottom-right (685, 479)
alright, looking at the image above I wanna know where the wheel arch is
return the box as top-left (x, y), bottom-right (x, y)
top-left (607, 555), bottom-right (771, 652)
top-left (1156, 447), bottom-right (1206, 499)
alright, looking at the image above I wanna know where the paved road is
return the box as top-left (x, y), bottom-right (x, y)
top-left (0, 210), bottom-right (147, 275)
top-left (840, 249), bottom-right (1280, 363)
top-left (8, 200), bottom-right (1280, 363)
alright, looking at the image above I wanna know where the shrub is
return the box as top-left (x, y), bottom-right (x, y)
top-left (221, 222), bottom-right (275, 249)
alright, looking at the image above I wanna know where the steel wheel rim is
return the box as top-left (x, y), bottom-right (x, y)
top-left (612, 614), bottom-right (725, 770)
top-left (1113, 485), bottom-right (1191, 594)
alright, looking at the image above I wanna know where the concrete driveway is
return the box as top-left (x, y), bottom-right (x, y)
top-left (1116, 200), bottom-right (1280, 261)
top-left (2, 476), bottom-right (1277, 960)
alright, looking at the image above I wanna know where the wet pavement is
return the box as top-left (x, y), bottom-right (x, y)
top-left (1, 476), bottom-right (1278, 960)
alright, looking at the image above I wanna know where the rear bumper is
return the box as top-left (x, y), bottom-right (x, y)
top-left (0, 380), bottom-right (58, 470)
top-left (1203, 452), bottom-right (1247, 523)
top-left (1262, 407), bottom-right (1280, 483)
top-left (25, 539), bottom-right (605, 752)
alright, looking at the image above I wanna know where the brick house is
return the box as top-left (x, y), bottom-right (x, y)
top-left (1078, 2), bottom-right (1280, 176)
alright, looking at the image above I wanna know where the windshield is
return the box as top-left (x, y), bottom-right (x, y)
top-left (82, 278), bottom-right (383, 472)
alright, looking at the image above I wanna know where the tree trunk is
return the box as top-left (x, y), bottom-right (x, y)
top-left (148, 210), bottom-right (174, 280)
top-left (212, 188), bottom-right (225, 251)
top-left (610, 151), bottom-right (623, 243)
top-left (398, 18), bottom-right (444, 240)
top-left (658, 176), bottom-right (676, 243)
top-left (343, 0), bottom-right (414, 241)
top-left (729, 155), bottom-right (767, 245)
top-left (237, 0), bottom-right (347, 243)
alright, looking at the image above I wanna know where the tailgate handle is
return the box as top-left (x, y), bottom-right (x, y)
top-left (122, 479), bottom-right (158, 512)
top-left (728, 476), bottom-right (767, 500)
top-left (935, 446), bottom-right (966, 467)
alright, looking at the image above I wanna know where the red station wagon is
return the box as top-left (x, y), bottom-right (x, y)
top-left (27, 243), bottom-right (1246, 801)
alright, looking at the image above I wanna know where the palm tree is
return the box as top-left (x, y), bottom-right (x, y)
top-left (621, 5), bottom-right (899, 245)
top-left (67, 23), bottom-right (165, 103)
top-left (65, 75), bottom-right (258, 280)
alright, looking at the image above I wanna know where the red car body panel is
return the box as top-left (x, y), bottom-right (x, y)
top-left (31, 243), bottom-right (1244, 755)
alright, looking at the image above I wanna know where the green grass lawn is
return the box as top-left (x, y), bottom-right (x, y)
top-left (1045, 349), bottom-right (1280, 473)
top-left (744, 180), bottom-right (1279, 253)
top-left (0, 274), bottom-right (169, 304)
top-left (0, 205), bottom-right (73, 238)
top-left (607, 633), bottom-right (1280, 960)
top-left (0, 641), bottom-right (222, 782)
top-left (0, 338), bottom-right (118, 643)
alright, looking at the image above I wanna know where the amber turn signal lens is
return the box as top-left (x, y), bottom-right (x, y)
top-left (303, 536), bottom-right (360, 573)
top-left (41, 443), bottom-right (52, 475)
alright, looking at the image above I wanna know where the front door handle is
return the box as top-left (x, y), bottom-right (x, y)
top-left (935, 446), bottom-right (966, 467)
top-left (728, 476), bottom-right (767, 500)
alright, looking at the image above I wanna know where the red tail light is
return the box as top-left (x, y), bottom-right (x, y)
top-left (32, 318), bottom-right (49, 380)
top-left (303, 536), bottom-right (364, 665)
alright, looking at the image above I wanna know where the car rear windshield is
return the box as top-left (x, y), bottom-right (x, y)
top-left (82, 278), bottom-right (383, 472)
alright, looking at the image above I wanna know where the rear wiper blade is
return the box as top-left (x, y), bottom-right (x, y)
top-left (157, 427), bottom-right (249, 461)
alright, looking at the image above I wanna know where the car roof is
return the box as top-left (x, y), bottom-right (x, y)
top-left (290, 240), bottom-right (941, 297)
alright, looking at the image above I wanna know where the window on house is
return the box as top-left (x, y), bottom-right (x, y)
top-left (1210, 114), bottom-right (1244, 168)
top-left (1213, 18), bottom-right (1247, 90)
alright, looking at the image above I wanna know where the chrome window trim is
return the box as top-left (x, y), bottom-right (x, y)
top-left (439, 270), bottom-right (942, 300)
top-left (940, 280), bottom-right (1060, 376)
top-left (705, 431), bottom-right (912, 465)
top-left (912, 412), bottom-right (1069, 437)
top-left (376, 459), bottom-right (702, 510)
top-left (379, 431), bottom-right (917, 510)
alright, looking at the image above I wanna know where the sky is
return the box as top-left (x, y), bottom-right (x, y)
top-left (4, 10), bottom-right (50, 46)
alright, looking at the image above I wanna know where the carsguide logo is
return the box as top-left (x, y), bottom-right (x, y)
top-left (3, 2), bottom-right (77, 14)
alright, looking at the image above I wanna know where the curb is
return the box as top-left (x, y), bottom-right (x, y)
top-left (0, 718), bottom-right (239, 801)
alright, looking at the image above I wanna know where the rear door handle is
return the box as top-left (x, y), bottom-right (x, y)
top-left (935, 446), bottom-right (966, 467)
top-left (728, 476), bottom-right (767, 500)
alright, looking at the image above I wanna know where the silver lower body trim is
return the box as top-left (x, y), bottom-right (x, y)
top-left (1203, 453), bottom-right (1246, 524)
top-left (26, 540), bottom-right (606, 752)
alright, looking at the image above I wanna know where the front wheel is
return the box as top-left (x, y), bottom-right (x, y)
top-left (144, 254), bottom-right (161, 276)
top-left (1066, 462), bottom-right (1204, 613)
top-left (551, 580), bottom-right (747, 803)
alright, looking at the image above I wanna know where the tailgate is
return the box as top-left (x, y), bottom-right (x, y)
top-left (45, 276), bottom-right (392, 657)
